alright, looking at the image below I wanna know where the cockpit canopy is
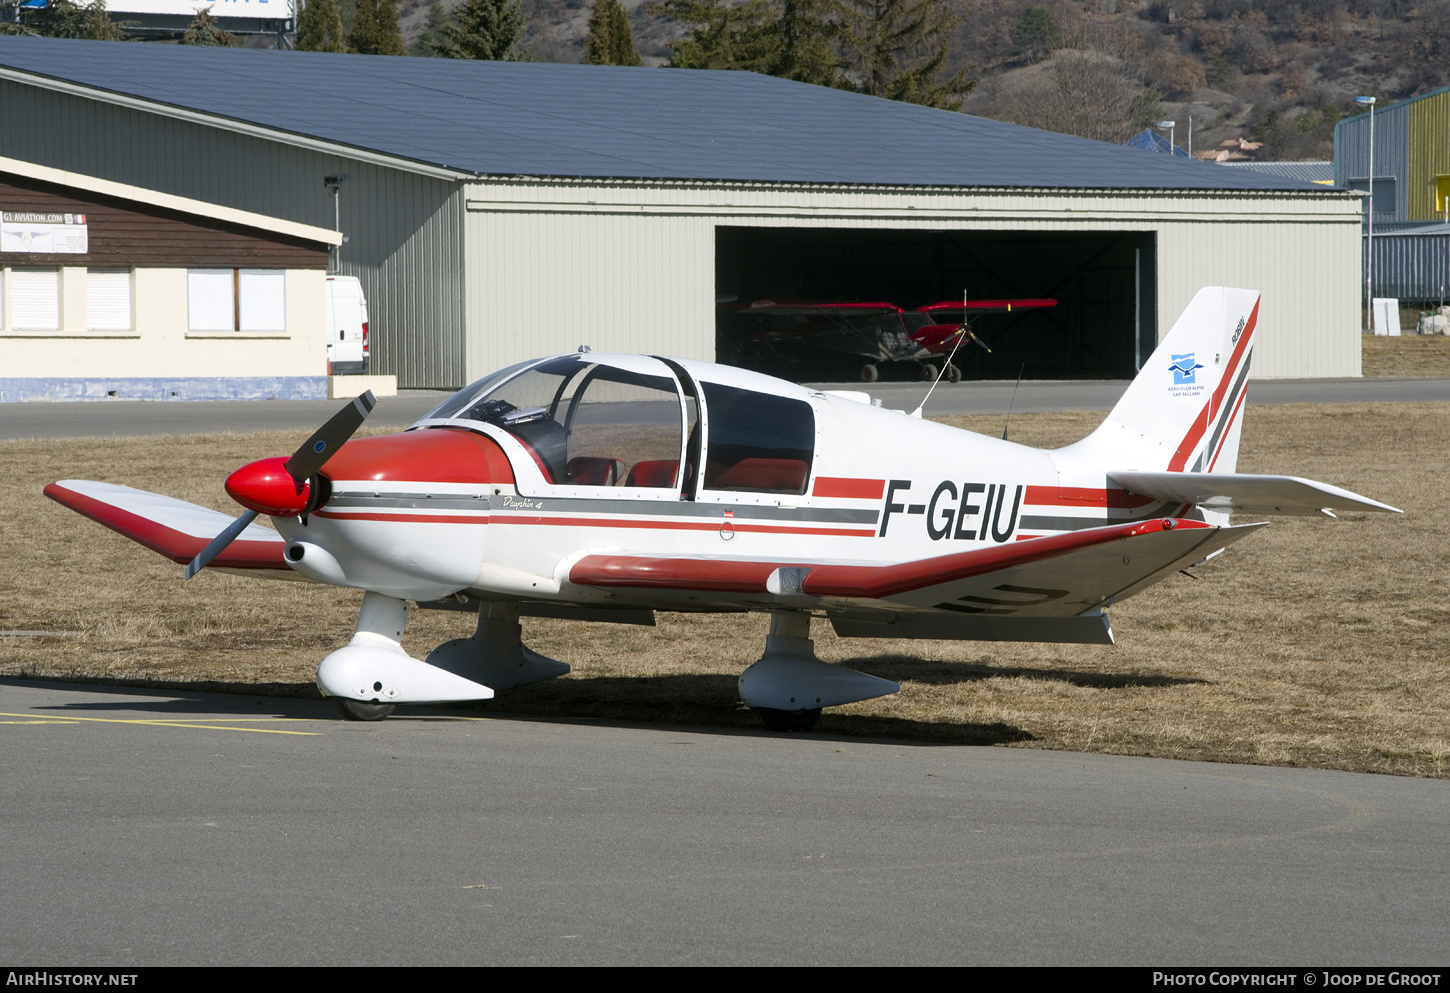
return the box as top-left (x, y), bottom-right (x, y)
top-left (419, 354), bottom-right (816, 496)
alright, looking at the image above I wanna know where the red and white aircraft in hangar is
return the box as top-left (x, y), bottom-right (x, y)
top-left (46, 287), bottom-right (1400, 729)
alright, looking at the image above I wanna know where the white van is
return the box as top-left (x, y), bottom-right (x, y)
top-left (326, 275), bottom-right (369, 375)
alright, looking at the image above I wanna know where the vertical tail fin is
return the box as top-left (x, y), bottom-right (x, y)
top-left (1061, 287), bottom-right (1260, 474)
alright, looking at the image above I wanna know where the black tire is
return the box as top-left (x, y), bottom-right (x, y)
top-left (920, 363), bottom-right (938, 381)
top-left (754, 707), bottom-right (822, 732)
top-left (860, 363), bottom-right (879, 383)
top-left (944, 363), bottom-right (961, 383)
top-left (331, 697), bottom-right (395, 722)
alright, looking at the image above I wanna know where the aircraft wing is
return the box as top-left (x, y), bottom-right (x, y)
top-left (45, 480), bottom-right (291, 572)
top-left (570, 517), bottom-right (1263, 635)
top-left (1109, 471), bottom-right (1402, 516)
top-left (919, 298), bottom-right (1058, 313)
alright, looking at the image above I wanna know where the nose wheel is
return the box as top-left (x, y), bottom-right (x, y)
top-left (331, 698), bottom-right (395, 721)
top-left (754, 707), bottom-right (822, 732)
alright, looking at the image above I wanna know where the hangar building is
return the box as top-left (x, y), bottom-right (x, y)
top-left (0, 36), bottom-right (1364, 392)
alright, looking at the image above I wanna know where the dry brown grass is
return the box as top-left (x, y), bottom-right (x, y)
top-left (1361, 333), bottom-right (1450, 377)
top-left (3, 404), bottom-right (1447, 777)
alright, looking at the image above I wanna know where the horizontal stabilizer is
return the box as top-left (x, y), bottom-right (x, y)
top-left (1108, 471), bottom-right (1402, 516)
top-left (45, 480), bottom-right (289, 570)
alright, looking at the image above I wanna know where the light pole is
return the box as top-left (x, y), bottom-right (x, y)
top-left (1355, 96), bottom-right (1376, 333)
top-left (1157, 119), bottom-right (1177, 156)
top-left (324, 173), bottom-right (351, 274)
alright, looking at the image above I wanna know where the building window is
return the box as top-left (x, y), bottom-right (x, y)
top-left (188, 268), bottom-right (287, 332)
top-left (188, 268), bottom-right (234, 331)
top-left (239, 269), bottom-right (286, 332)
top-left (87, 268), bottom-right (131, 331)
top-left (11, 267), bottom-right (60, 331)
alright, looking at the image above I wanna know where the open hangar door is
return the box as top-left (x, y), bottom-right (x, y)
top-left (715, 227), bottom-right (1156, 382)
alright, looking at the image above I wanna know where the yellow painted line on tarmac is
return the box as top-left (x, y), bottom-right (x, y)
top-left (0, 712), bottom-right (322, 735)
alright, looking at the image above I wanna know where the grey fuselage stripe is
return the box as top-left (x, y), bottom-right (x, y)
top-left (325, 491), bottom-right (879, 524)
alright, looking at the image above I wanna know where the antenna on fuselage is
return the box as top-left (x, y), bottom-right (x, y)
top-left (1002, 363), bottom-right (1025, 441)
top-left (910, 288), bottom-right (977, 418)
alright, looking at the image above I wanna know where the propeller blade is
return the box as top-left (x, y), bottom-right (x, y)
top-left (185, 509), bottom-right (261, 580)
top-left (189, 392), bottom-right (376, 579)
top-left (282, 391), bottom-right (377, 487)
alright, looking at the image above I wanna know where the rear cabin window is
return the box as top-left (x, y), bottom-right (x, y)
top-left (701, 383), bottom-right (815, 495)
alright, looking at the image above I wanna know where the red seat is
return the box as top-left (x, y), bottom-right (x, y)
top-left (566, 456), bottom-right (624, 486)
top-left (625, 460), bottom-right (680, 488)
top-left (709, 458), bottom-right (808, 493)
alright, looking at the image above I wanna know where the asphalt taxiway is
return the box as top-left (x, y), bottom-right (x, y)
top-left (1, 377), bottom-right (1446, 440)
top-left (2, 679), bottom-right (1446, 966)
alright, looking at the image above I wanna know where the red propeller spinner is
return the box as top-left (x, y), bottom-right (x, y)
top-left (225, 456), bottom-right (312, 517)
top-left (184, 391), bottom-right (376, 579)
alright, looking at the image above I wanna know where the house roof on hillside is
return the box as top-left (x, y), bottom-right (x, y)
top-left (0, 36), bottom-right (1342, 193)
top-left (1219, 160), bottom-right (1336, 183)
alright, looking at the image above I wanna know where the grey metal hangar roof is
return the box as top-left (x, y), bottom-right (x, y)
top-left (0, 35), bottom-right (1333, 193)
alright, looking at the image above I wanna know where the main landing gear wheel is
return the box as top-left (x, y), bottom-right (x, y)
top-left (860, 363), bottom-right (879, 383)
top-left (920, 363), bottom-right (938, 381)
top-left (331, 698), bottom-right (395, 722)
top-left (754, 707), bottom-right (822, 732)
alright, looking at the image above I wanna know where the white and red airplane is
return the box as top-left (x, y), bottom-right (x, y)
top-left (46, 287), bottom-right (1400, 729)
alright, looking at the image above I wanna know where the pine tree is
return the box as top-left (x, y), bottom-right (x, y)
top-left (429, 0), bottom-right (526, 60)
top-left (348, 0), bottom-right (407, 56)
top-left (181, 6), bottom-right (235, 45)
top-left (1011, 5), bottom-right (1061, 64)
top-left (838, 0), bottom-right (973, 110)
top-left (297, 0), bottom-right (347, 52)
top-left (655, 0), bottom-right (781, 71)
top-left (412, 0), bottom-right (453, 56)
top-left (762, 0), bottom-right (843, 87)
top-left (583, 0), bottom-right (642, 67)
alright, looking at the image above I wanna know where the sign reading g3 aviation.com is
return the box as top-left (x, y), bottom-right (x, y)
top-left (1, 212), bottom-right (88, 254)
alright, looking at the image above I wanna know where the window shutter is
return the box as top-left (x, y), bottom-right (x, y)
top-left (239, 270), bottom-right (286, 332)
top-left (11, 268), bottom-right (60, 331)
top-left (87, 269), bottom-right (132, 331)
top-left (188, 269), bottom-right (234, 332)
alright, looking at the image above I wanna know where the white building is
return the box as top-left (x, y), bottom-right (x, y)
top-left (0, 157), bottom-right (336, 401)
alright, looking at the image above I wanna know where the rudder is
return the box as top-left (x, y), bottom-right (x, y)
top-left (1060, 287), bottom-right (1260, 474)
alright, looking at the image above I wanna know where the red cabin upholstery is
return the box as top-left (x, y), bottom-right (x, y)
top-left (625, 460), bottom-right (680, 488)
top-left (708, 458), bottom-right (808, 493)
top-left (566, 456), bottom-right (625, 486)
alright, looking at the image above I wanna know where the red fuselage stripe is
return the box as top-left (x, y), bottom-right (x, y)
top-left (812, 477), bottom-right (887, 500)
top-left (571, 518), bottom-right (1209, 597)
top-left (1023, 485), bottom-right (1156, 509)
top-left (804, 518), bottom-right (1209, 598)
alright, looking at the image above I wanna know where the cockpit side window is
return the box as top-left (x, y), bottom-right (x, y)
top-left (700, 383), bottom-right (815, 495)
top-left (563, 367), bottom-right (683, 487)
top-left (437, 355), bottom-right (685, 489)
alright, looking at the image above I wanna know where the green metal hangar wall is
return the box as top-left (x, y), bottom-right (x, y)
top-left (0, 36), bottom-right (1363, 388)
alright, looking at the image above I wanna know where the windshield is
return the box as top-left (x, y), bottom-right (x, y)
top-left (428, 356), bottom-right (686, 488)
top-left (419, 359), bottom-right (540, 422)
